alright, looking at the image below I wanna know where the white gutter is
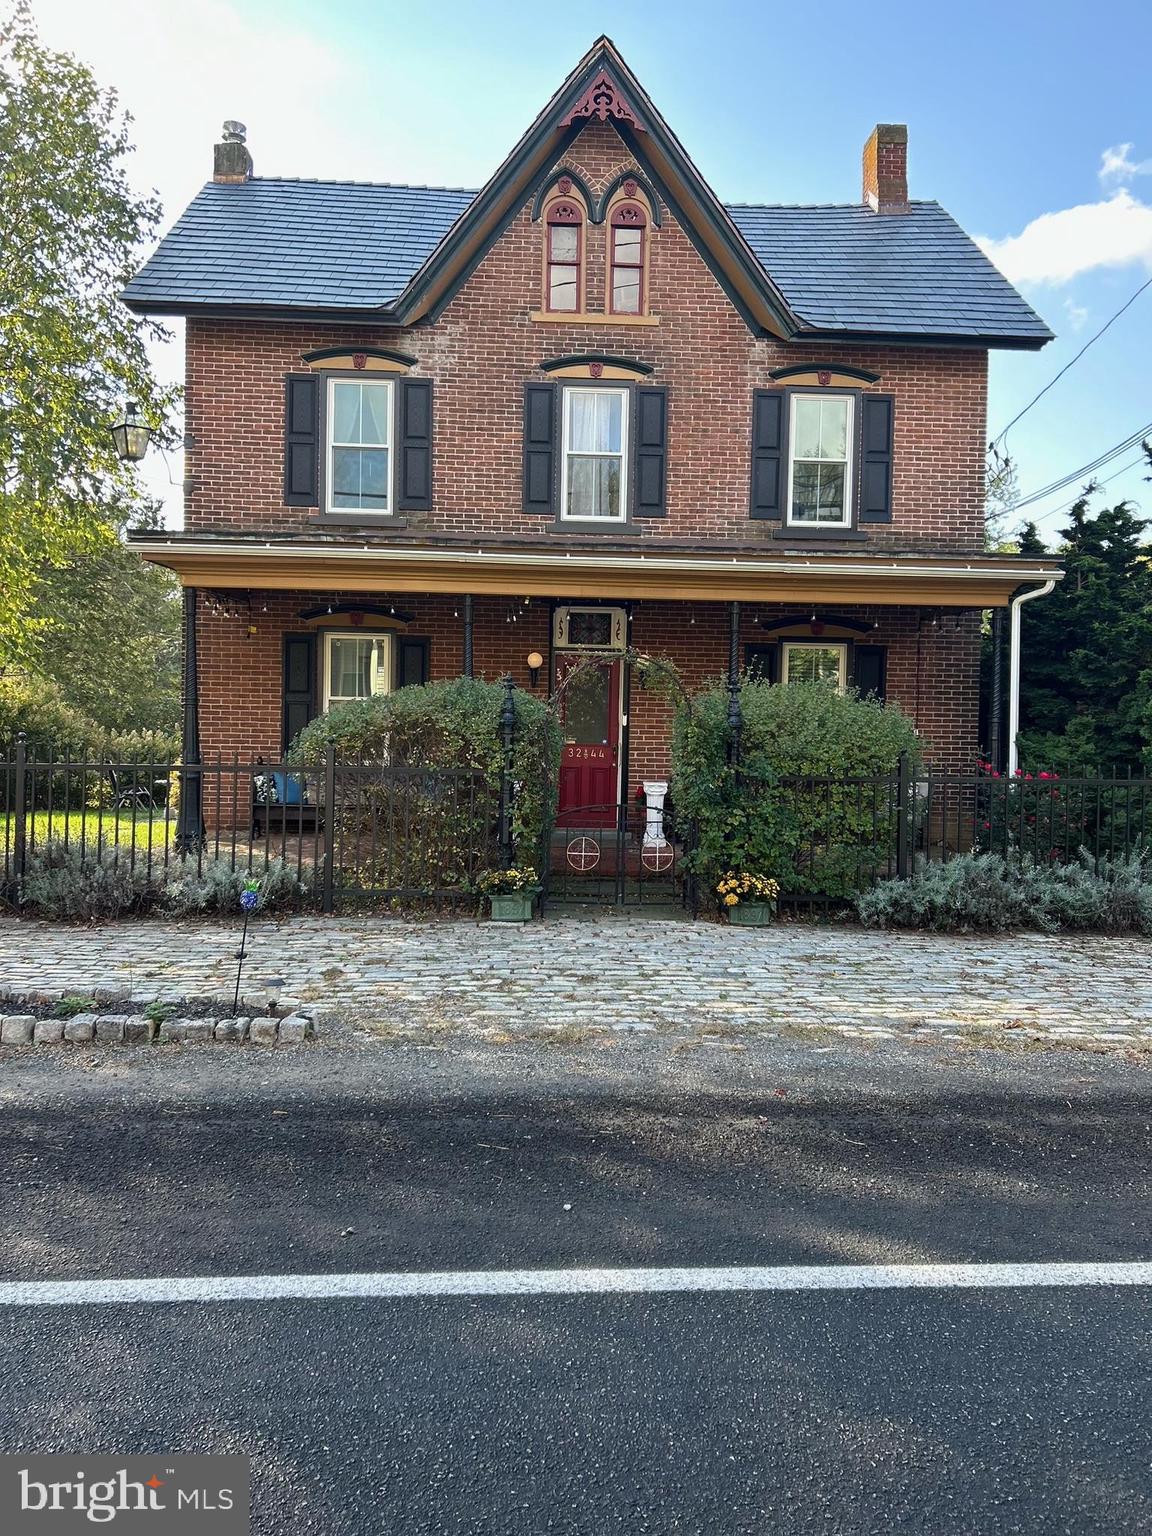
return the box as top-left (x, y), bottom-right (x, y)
top-left (1007, 580), bottom-right (1057, 776)
top-left (135, 539), bottom-right (1062, 587)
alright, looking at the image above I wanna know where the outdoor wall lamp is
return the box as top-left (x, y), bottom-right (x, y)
top-left (111, 402), bottom-right (152, 463)
top-left (526, 651), bottom-right (544, 688)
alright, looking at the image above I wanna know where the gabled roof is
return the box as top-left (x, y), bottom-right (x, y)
top-left (123, 179), bottom-right (475, 314)
top-left (728, 202), bottom-right (1052, 344)
top-left (122, 37), bottom-right (1052, 349)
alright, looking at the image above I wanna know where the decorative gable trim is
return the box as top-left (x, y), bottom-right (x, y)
top-left (559, 69), bottom-right (646, 131)
top-left (531, 167), bottom-right (597, 223)
top-left (596, 169), bottom-right (662, 226)
top-left (768, 363), bottom-right (881, 386)
top-left (539, 353), bottom-right (654, 379)
top-left (302, 346), bottom-right (417, 373)
top-left (395, 38), bottom-right (801, 339)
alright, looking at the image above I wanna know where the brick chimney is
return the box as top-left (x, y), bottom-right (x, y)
top-left (862, 123), bottom-right (908, 213)
top-left (213, 121), bottom-right (252, 183)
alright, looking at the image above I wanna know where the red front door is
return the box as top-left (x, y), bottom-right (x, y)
top-left (556, 658), bottom-right (621, 826)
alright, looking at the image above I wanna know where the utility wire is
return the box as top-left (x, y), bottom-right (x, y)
top-left (1025, 453), bottom-right (1148, 528)
top-left (1005, 421), bottom-right (1152, 514)
top-left (990, 271), bottom-right (1152, 449)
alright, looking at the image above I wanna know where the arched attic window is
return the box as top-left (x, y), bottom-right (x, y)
top-left (609, 200), bottom-right (648, 315)
top-left (545, 196), bottom-right (584, 313)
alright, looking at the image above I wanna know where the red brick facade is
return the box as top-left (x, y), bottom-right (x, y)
top-left (184, 116), bottom-right (989, 778)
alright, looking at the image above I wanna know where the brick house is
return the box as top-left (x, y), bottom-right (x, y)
top-left (125, 36), bottom-right (1059, 827)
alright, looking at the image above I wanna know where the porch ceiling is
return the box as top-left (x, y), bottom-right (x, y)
top-left (134, 538), bottom-right (1062, 608)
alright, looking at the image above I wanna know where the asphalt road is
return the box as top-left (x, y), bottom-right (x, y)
top-left (1, 1041), bottom-right (1150, 1533)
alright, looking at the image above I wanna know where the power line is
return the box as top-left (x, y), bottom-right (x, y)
top-left (990, 271), bottom-right (1152, 449)
top-left (1025, 453), bottom-right (1148, 527)
top-left (1005, 421), bottom-right (1152, 514)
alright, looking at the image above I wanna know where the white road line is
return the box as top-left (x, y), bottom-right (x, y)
top-left (0, 1262), bottom-right (1149, 1306)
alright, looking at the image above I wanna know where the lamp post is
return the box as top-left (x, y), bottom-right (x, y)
top-left (111, 402), bottom-right (152, 463)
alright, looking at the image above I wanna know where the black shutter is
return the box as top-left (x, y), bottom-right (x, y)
top-left (396, 637), bottom-right (430, 688)
top-left (284, 375), bottom-right (319, 507)
top-left (632, 386), bottom-right (667, 518)
top-left (523, 382), bottom-right (557, 515)
top-left (852, 644), bottom-right (887, 700)
top-left (858, 395), bottom-right (894, 524)
top-left (744, 643), bottom-right (779, 683)
top-left (397, 378), bottom-right (433, 512)
top-left (281, 633), bottom-right (317, 749)
top-left (750, 390), bottom-right (786, 519)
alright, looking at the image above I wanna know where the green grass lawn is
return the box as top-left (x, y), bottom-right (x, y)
top-left (1, 811), bottom-right (177, 853)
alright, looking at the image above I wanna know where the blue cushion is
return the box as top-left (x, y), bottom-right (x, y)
top-left (271, 771), bottom-right (304, 806)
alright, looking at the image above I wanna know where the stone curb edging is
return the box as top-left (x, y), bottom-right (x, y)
top-left (0, 1010), bottom-right (317, 1046)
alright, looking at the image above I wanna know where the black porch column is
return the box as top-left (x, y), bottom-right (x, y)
top-left (463, 593), bottom-right (474, 678)
top-left (988, 607), bottom-right (1005, 771)
top-left (726, 600), bottom-right (742, 770)
top-left (174, 586), bottom-right (205, 853)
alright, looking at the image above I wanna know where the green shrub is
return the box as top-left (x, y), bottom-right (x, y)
top-left (672, 679), bottom-right (922, 902)
top-left (288, 678), bottom-right (561, 873)
top-left (856, 850), bottom-right (1152, 934)
top-left (18, 841), bottom-right (160, 921)
top-left (160, 858), bottom-right (308, 916)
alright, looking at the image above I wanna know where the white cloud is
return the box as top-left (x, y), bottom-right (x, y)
top-left (1100, 143), bottom-right (1152, 182)
top-left (1063, 297), bottom-right (1089, 330)
top-left (977, 189), bottom-right (1152, 286)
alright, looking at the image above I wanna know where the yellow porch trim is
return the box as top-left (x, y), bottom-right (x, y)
top-left (136, 540), bottom-right (1062, 609)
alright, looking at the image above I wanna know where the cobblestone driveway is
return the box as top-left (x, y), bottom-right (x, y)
top-left (1, 915), bottom-right (1150, 1048)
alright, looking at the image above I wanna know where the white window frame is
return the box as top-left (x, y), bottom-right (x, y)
top-left (325, 376), bottom-right (394, 517)
top-left (321, 631), bottom-right (394, 710)
top-left (786, 392), bottom-right (854, 529)
top-left (560, 385), bottom-right (629, 523)
top-left (781, 641), bottom-right (849, 692)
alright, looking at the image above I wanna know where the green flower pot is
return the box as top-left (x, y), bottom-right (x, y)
top-left (488, 889), bottom-right (539, 922)
top-left (727, 901), bottom-right (776, 926)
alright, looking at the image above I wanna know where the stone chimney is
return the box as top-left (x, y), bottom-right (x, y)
top-left (862, 123), bottom-right (908, 213)
top-left (213, 121), bottom-right (252, 183)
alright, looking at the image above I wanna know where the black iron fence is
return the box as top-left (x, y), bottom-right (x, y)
top-left (0, 739), bottom-right (497, 911)
top-left (4, 735), bottom-right (1152, 916)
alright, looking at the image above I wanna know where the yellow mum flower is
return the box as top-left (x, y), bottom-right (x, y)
top-left (724, 893), bottom-right (739, 907)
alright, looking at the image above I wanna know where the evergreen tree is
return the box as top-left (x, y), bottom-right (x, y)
top-left (1015, 448), bottom-right (1152, 771)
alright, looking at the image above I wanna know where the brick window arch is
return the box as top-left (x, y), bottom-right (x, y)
top-left (609, 201), bottom-right (648, 315)
top-left (545, 197), bottom-right (584, 313)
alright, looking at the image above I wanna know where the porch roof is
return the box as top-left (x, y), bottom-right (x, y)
top-left (133, 532), bottom-right (1062, 608)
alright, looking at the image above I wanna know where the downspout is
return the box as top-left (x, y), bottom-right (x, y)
top-left (1006, 580), bottom-right (1056, 777)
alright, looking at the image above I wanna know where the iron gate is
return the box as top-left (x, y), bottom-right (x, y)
top-left (541, 795), bottom-right (695, 911)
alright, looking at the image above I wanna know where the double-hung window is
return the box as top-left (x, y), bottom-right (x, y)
top-left (787, 394), bottom-right (853, 526)
top-left (327, 378), bottom-right (392, 514)
top-left (322, 632), bottom-right (393, 710)
top-left (781, 641), bottom-right (848, 691)
top-left (561, 387), bottom-right (628, 521)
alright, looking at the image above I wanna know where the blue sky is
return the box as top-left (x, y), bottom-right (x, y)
top-left (37, 0), bottom-right (1152, 539)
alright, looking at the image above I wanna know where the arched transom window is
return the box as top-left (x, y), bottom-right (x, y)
top-left (545, 197), bottom-right (584, 312)
top-left (609, 201), bottom-right (647, 315)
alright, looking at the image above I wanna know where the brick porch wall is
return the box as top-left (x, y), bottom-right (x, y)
top-left (195, 590), bottom-right (980, 778)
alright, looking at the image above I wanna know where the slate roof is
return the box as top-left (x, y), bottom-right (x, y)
top-left (122, 179), bottom-right (477, 312)
top-left (122, 177), bottom-right (1052, 346)
top-left (727, 201), bottom-right (1051, 343)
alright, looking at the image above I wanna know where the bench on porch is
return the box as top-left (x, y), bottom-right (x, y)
top-left (251, 768), bottom-right (321, 839)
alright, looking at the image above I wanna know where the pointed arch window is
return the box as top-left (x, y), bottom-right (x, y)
top-left (545, 198), bottom-right (584, 313)
top-left (609, 202), bottom-right (647, 315)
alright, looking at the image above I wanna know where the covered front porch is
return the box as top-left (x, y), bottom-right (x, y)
top-left (135, 533), bottom-right (1062, 801)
